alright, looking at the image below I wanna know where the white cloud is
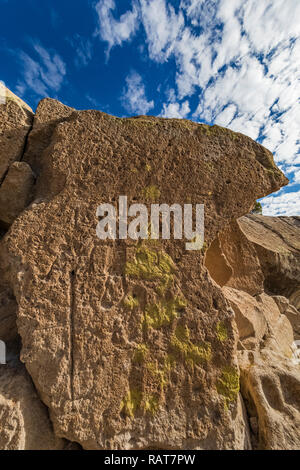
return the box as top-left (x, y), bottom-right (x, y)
top-left (69, 35), bottom-right (93, 68)
top-left (160, 100), bottom-right (190, 119)
top-left (0, 80), bottom-right (5, 104)
top-left (242, 0), bottom-right (300, 53)
top-left (16, 43), bottom-right (66, 97)
top-left (94, 0), bottom-right (139, 57)
top-left (121, 71), bottom-right (154, 115)
top-left (95, 0), bottom-right (300, 215)
top-left (262, 190), bottom-right (300, 216)
top-left (139, 0), bottom-right (184, 62)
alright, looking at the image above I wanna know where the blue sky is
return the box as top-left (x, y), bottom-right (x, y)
top-left (0, 0), bottom-right (299, 216)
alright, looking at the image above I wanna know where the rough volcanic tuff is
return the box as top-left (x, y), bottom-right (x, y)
top-left (0, 88), bottom-right (33, 183)
top-left (0, 94), bottom-right (288, 450)
top-left (0, 363), bottom-right (66, 450)
top-left (205, 215), bottom-right (300, 449)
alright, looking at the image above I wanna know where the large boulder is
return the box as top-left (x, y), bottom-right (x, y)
top-left (238, 215), bottom-right (300, 306)
top-left (205, 215), bottom-right (300, 450)
top-left (239, 349), bottom-right (300, 450)
top-left (223, 287), bottom-right (294, 358)
top-left (0, 99), bottom-right (287, 449)
top-left (205, 220), bottom-right (264, 296)
top-left (0, 363), bottom-right (66, 450)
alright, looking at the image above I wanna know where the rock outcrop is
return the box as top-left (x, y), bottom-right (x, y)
top-left (205, 213), bottom-right (300, 449)
top-left (0, 363), bottom-right (66, 450)
top-left (0, 87), bottom-right (33, 183)
top-left (0, 88), bottom-right (299, 450)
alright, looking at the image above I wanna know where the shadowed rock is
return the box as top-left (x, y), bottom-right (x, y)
top-left (0, 87), bottom-right (33, 182)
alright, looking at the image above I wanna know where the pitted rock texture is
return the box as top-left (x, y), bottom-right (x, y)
top-left (239, 215), bottom-right (300, 306)
top-left (205, 214), bottom-right (300, 449)
top-left (239, 350), bottom-right (300, 450)
top-left (0, 98), bottom-right (288, 449)
top-left (0, 87), bottom-right (33, 182)
top-left (0, 161), bottom-right (35, 227)
top-left (0, 363), bottom-right (65, 450)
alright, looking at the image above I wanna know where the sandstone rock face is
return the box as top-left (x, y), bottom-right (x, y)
top-left (2, 92), bottom-right (299, 451)
top-left (239, 350), bottom-right (300, 450)
top-left (0, 99), bottom-right (288, 450)
top-left (223, 287), bottom-right (294, 358)
top-left (239, 215), bottom-right (300, 306)
top-left (205, 220), bottom-right (264, 296)
top-left (205, 214), bottom-right (300, 449)
top-left (0, 285), bottom-right (17, 342)
top-left (0, 162), bottom-right (35, 227)
top-left (0, 363), bottom-right (66, 450)
top-left (0, 87), bottom-right (33, 182)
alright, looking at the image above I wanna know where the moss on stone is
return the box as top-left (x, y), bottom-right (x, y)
top-left (123, 295), bottom-right (139, 310)
top-left (133, 343), bottom-right (149, 364)
top-left (143, 185), bottom-right (161, 202)
top-left (125, 246), bottom-right (175, 291)
top-left (121, 389), bottom-right (143, 418)
top-left (143, 297), bottom-right (187, 329)
top-left (144, 394), bottom-right (160, 414)
top-left (216, 321), bottom-right (228, 342)
top-left (147, 357), bottom-right (173, 389)
top-left (171, 325), bottom-right (212, 368)
top-left (121, 388), bottom-right (160, 417)
top-left (216, 366), bottom-right (240, 408)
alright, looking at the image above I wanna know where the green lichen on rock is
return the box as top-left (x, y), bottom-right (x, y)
top-left (216, 321), bottom-right (228, 342)
top-left (142, 185), bottom-right (161, 202)
top-left (133, 343), bottom-right (149, 364)
top-left (170, 325), bottom-right (212, 368)
top-left (121, 388), bottom-right (160, 417)
top-left (216, 366), bottom-right (240, 408)
top-left (123, 295), bottom-right (139, 310)
top-left (121, 389), bottom-right (143, 418)
top-left (147, 357), bottom-right (173, 389)
top-left (143, 296), bottom-right (187, 329)
top-left (144, 394), bottom-right (160, 415)
top-left (125, 246), bottom-right (175, 291)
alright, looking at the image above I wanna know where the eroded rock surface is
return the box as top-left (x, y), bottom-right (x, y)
top-left (239, 215), bottom-right (300, 305)
top-left (0, 363), bottom-right (66, 450)
top-left (0, 87), bottom-right (33, 182)
top-left (0, 98), bottom-right (288, 449)
top-left (205, 214), bottom-right (300, 449)
top-left (239, 350), bottom-right (300, 450)
top-left (0, 161), bottom-right (35, 227)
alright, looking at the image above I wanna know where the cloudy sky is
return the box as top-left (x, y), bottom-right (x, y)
top-left (0, 0), bottom-right (299, 216)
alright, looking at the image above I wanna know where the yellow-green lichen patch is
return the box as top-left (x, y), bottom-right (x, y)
top-left (125, 246), bottom-right (175, 291)
top-left (216, 321), bottom-right (228, 342)
top-left (133, 343), bottom-right (149, 364)
top-left (144, 394), bottom-right (160, 415)
top-left (123, 295), bottom-right (139, 310)
top-left (121, 389), bottom-right (160, 417)
top-left (143, 297), bottom-right (187, 329)
top-left (216, 366), bottom-right (240, 408)
top-left (145, 163), bottom-right (152, 172)
top-left (142, 185), bottom-right (161, 202)
top-left (121, 389), bottom-right (143, 418)
top-left (147, 358), bottom-right (172, 389)
top-left (171, 325), bottom-right (212, 368)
